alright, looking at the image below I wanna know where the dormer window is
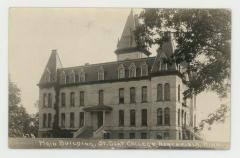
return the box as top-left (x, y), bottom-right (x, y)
top-left (159, 60), bottom-right (167, 71)
top-left (129, 63), bottom-right (136, 78)
top-left (69, 70), bottom-right (75, 84)
top-left (98, 66), bottom-right (104, 81)
top-left (60, 71), bottom-right (66, 84)
top-left (118, 64), bottom-right (125, 79)
top-left (141, 63), bottom-right (148, 76)
top-left (79, 68), bottom-right (85, 82)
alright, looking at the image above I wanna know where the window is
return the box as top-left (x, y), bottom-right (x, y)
top-left (129, 133), bottom-right (135, 139)
top-left (70, 112), bottom-right (75, 128)
top-left (98, 67), bottom-right (104, 81)
top-left (79, 112), bottom-right (84, 127)
top-left (157, 84), bottom-right (163, 101)
top-left (184, 112), bottom-right (186, 125)
top-left (43, 113), bottom-right (47, 128)
top-left (99, 90), bottom-right (104, 105)
top-left (142, 86), bottom-right (147, 102)
top-left (141, 133), bottom-right (147, 139)
top-left (69, 71), bottom-right (75, 83)
top-left (164, 132), bottom-right (170, 139)
top-left (181, 110), bottom-right (184, 126)
top-left (75, 73), bottom-right (79, 83)
top-left (156, 133), bottom-right (163, 139)
top-left (178, 109), bottom-right (180, 126)
top-left (118, 64), bottom-right (125, 79)
top-left (118, 133), bottom-right (124, 139)
top-left (48, 93), bottom-right (52, 107)
top-left (141, 63), bottom-right (148, 76)
top-left (66, 74), bottom-right (70, 84)
top-left (70, 92), bottom-right (75, 107)
top-left (130, 109), bottom-right (136, 126)
top-left (60, 71), bottom-right (66, 84)
top-left (164, 83), bottom-right (170, 101)
top-left (48, 113), bottom-right (52, 128)
top-left (130, 87), bottom-right (136, 103)
top-left (129, 63), bottom-right (136, 78)
top-left (61, 113), bottom-right (65, 128)
top-left (43, 93), bottom-right (47, 107)
top-left (178, 85), bottom-right (180, 101)
top-left (159, 60), bottom-right (167, 71)
top-left (119, 110), bottom-right (124, 126)
top-left (141, 109), bottom-right (148, 126)
top-left (61, 93), bottom-right (66, 107)
top-left (157, 108), bottom-right (163, 126)
top-left (119, 88), bottom-right (124, 104)
top-left (164, 108), bottom-right (170, 125)
top-left (79, 71), bottom-right (85, 82)
top-left (79, 91), bottom-right (84, 106)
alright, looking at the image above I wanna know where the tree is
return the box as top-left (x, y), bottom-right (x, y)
top-left (135, 9), bottom-right (231, 130)
top-left (8, 78), bottom-right (39, 137)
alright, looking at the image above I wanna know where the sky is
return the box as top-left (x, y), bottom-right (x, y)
top-left (8, 8), bottom-right (229, 142)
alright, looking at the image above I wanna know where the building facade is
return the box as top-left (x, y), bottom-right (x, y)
top-left (38, 11), bottom-right (199, 140)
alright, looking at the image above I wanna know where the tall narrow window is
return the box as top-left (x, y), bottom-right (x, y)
top-left (70, 112), bottom-right (75, 128)
top-left (178, 109), bottom-right (180, 126)
top-left (79, 112), bottom-right (84, 127)
top-left (48, 93), bottom-right (52, 107)
top-left (157, 108), bottom-right (163, 125)
top-left (129, 63), bottom-right (136, 78)
top-left (99, 90), bottom-right (104, 105)
top-left (79, 71), bottom-right (85, 82)
top-left (48, 113), bottom-right (52, 128)
top-left (181, 110), bottom-right (184, 126)
top-left (61, 93), bottom-right (66, 107)
top-left (60, 71), bottom-right (66, 84)
top-left (79, 91), bottom-right (84, 106)
top-left (61, 113), bottom-right (65, 128)
top-left (157, 84), bottom-right (163, 101)
top-left (69, 71), bottom-right (75, 83)
top-left (141, 109), bottom-right (148, 126)
top-left (178, 85), bottom-right (180, 101)
top-left (141, 63), bottom-right (148, 76)
top-left (119, 88), bottom-right (124, 104)
top-left (119, 110), bottom-right (124, 126)
top-left (43, 113), bottom-right (47, 128)
top-left (66, 74), bottom-right (70, 84)
top-left (164, 108), bottom-right (170, 125)
top-left (130, 87), bottom-right (136, 103)
top-left (142, 86), bottom-right (147, 102)
top-left (130, 109), bottom-right (136, 126)
top-left (98, 67), bottom-right (104, 81)
top-left (184, 112), bottom-right (187, 125)
top-left (70, 92), bottom-right (75, 107)
top-left (164, 83), bottom-right (170, 101)
top-left (75, 73), bottom-right (79, 83)
top-left (118, 64), bottom-right (125, 79)
top-left (43, 93), bottom-right (47, 107)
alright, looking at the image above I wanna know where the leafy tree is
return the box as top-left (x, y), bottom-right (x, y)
top-left (8, 78), bottom-right (39, 137)
top-left (135, 9), bottom-right (231, 130)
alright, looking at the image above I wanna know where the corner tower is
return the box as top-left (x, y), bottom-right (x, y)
top-left (115, 10), bottom-right (151, 61)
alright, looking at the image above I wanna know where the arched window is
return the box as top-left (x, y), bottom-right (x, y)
top-left (164, 83), bottom-right (170, 101)
top-left (157, 108), bottom-right (163, 125)
top-left (118, 64), bottom-right (125, 79)
top-left (178, 85), bottom-right (180, 101)
top-left (141, 63), bottom-right (148, 76)
top-left (98, 66), bottom-right (104, 81)
top-left (79, 69), bottom-right (85, 82)
top-left (164, 107), bottom-right (170, 125)
top-left (157, 84), bottom-right (163, 101)
top-left (69, 71), bottom-right (75, 83)
top-left (129, 63), bottom-right (136, 78)
top-left (60, 71), bottom-right (66, 84)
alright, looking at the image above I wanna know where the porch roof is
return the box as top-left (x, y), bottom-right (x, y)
top-left (83, 105), bottom-right (113, 112)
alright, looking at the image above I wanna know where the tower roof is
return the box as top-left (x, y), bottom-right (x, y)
top-left (115, 9), bottom-right (151, 56)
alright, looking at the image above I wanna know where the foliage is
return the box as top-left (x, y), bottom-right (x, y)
top-left (135, 9), bottom-right (231, 98)
top-left (8, 79), bottom-right (39, 137)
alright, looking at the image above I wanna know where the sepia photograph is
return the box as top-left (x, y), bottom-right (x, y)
top-left (8, 7), bottom-right (231, 149)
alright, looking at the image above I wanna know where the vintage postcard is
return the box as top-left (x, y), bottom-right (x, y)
top-left (8, 8), bottom-right (230, 149)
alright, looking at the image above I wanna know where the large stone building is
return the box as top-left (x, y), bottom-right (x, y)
top-left (38, 11), bottom-right (199, 140)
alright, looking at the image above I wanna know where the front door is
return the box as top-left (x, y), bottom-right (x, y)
top-left (97, 111), bottom-right (103, 128)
